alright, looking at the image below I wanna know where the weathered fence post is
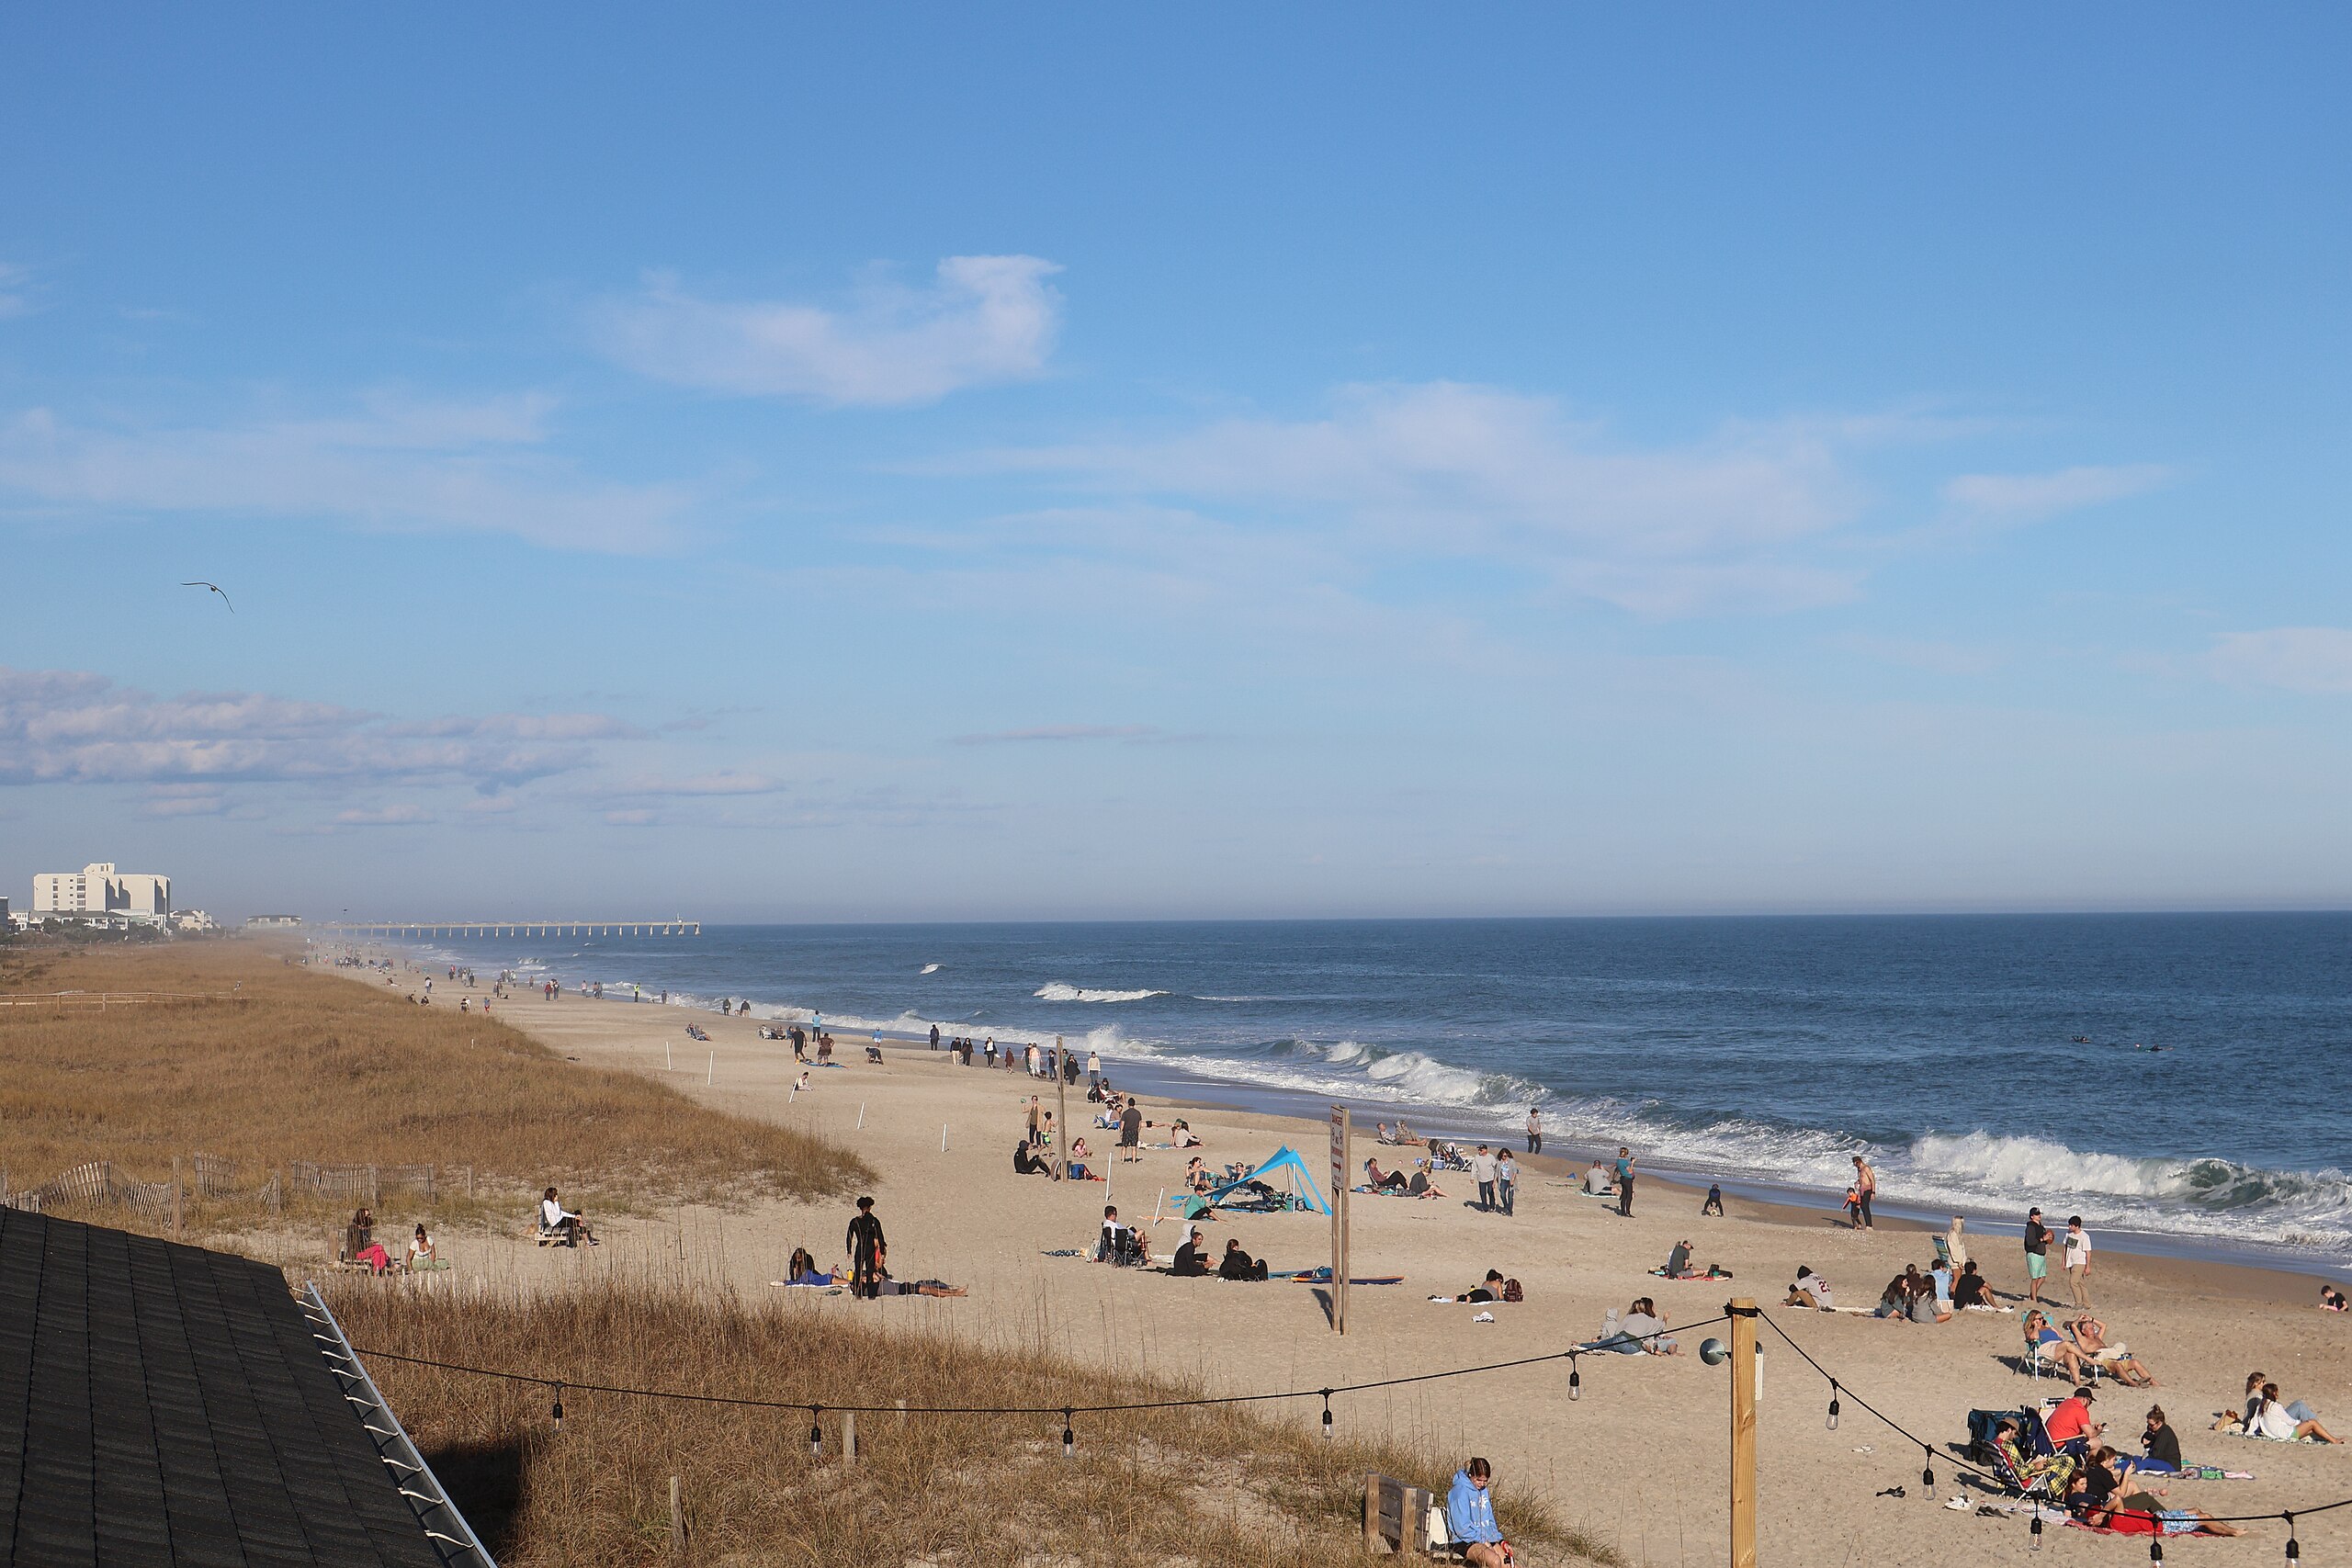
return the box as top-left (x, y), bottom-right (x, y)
top-left (171, 1156), bottom-right (183, 1235)
top-left (368, 1164), bottom-right (379, 1203)
top-left (668, 1475), bottom-right (686, 1554)
top-left (843, 1410), bottom-right (857, 1465)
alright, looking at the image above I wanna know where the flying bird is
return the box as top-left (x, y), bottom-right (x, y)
top-left (181, 581), bottom-right (234, 613)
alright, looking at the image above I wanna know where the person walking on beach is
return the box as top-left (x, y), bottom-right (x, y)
top-left (2064, 1215), bottom-right (2094, 1307)
top-left (1850, 1155), bottom-right (1877, 1231)
top-left (930, 1022), bottom-right (940, 1051)
top-left (1496, 1149), bottom-right (1520, 1216)
top-left (1470, 1145), bottom-right (1498, 1211)
top-left (2023, 1207), bottom-right (2052, 1306)
top-left (846, 1196), bottom-right (886, 1300)
top-left (1525, 1107), bottom-right (1542, 1154)
top-left (1615, 1147), bottom-right (1636, 1217)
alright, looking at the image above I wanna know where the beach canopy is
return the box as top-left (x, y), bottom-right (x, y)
top-left (1204, 1145), bottom-right (1331, 1215)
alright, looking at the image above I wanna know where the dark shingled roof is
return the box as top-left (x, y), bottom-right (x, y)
top-left (0, 1207), bottom-right (467, 1567)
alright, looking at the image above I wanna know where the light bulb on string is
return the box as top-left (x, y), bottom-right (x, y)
top-left (2150, 1540), bottom-right (2164, 1564)
top-left (1320, 1391), bottom-right (1333, 1438)
top-left (550, 1382), bottom-right (564, 1433)
top-left (1826, 1382), bottom-right (1839, 1431)
top-left (1567, 1355), bottom-right (1581, 1403)
top-left (2030, 1513), bottom-right (2042, 1551)
top-left (808, 1406), bottom-right (823, 1458)
top-left (2285, 1511), bottom-right (2299, 1564)
top-left (1920, 1447), bottom-right (1935, 1496)
top-left (1062, 1408), bottom-right (1075, 1460)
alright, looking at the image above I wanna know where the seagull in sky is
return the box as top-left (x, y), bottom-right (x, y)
top-left (181, 580), bottom-right (234, 613)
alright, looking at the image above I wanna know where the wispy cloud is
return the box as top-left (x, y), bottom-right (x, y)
top-left (0, 666), bottom-right (620, 789)
top-left (1940, 464), bottom-right (2170, 523)
top-left (2204, 627), bottom-right (2352, 694)
top-left (0, 393), bottom-right (690, 551)
top-left (976, 382), bottom-right (1869, 616)
top-left (334, 804), bottom-right (433, 827)
top-left (612, 771), bottom-right (788, 797)
top-left (593, 255), bottom-right (1062, 406)
top-left (0, 263), bottom-right (33, 320)
top-left (952, 724), bottom-right (1160, 745)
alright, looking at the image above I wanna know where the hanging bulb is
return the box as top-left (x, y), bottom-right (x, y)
top-left (1567, 1357), bottom-right (1581, 1402)
top-left (808, 1407), bottom-right (823, 1458)
top-left (1320, 1391), bottom-right (1334, 1438)
top-left (2284, 1512), bottom-right (2299, 1564)
top-left (550, 1382), bottom-right (564, 1432)
top-left (1062, 1409), bottom-right (1075, 1460)
top-left (2030, 1513), bottom-right (2043, 1551)
top-left (1826, 1382), bottom-right (1840, 1431)
top-left (1920, 1449), bottom-right (1935, 1495)
top-left (2150, 1541), bottom-right (2164, 1564)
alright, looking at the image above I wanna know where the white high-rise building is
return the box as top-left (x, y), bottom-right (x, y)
top-left (33, 863), bottom-right (172, 919)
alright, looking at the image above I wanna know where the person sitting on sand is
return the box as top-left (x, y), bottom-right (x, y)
top-left (540, 1187), bottom-right (599, 1247)
top-left (1619, 1297), bottom-right (1679, 1355)
top-left (2083, 1476), bottom-right (2246, 1539)
top-left (1445, 1458), bottom-right (1512, 1568)
top-left (2136, 1405), bottom-right (2183, 1473)
top-left (1455, 1269), bottom-right (1508, 1303)
top-left (1992, 1416), bottom-right (2077, 1493)
top-left (1182, 1156), bottom-right (1210, 1193)
top-left (1363, 1156), bottom-right (1409, 1193)
top-left (1407, 1159), bottom-right (1446, 1199)
top-left (2067, 1314), bottom-right (2156, 1387)
top-left (1783, 1266), bottom-right (1833, 1310)
top-left (1067, 1137), bottom-right (1095, 1181)
top-left (795, 1070), bottom-right (812, 1092)
top-left (1392, 1121), bottom-right (1423, 1145)
top-left (1661, 1240), bottom-right (1692, 1278)
top-left (404, 1224), bottom-right (439, 1271)
top-left (1873, 1274), bottom-right (1914, 1320)
top-left (1171, 1119), bottom-right (1203, 1148)
top-left (2023, 1310), bottom-right (2095, 1379)
top-left (2250, 1382), bottom-right (2341, 1442)
top-left (1583, 1160), bottom-right (1613, 1196)
top-left (1376, 1122), bottom-right (1401, 1144)
top-left (1170, 1226), bottom-right (1210, 1278)
top-left (1219, 1238), bottom-right (1269, 1280)
top-left (344, 1208), bottom-right (393, 1274)
top-left (2324, 1284), bottom-right (2348, 1312)
top-left (1701, 1183), bottom-right (1724, 1216)
top-left (1951, 1259), bottom-right (1993, 1310)
top-left (1012, 1141), bottom-right (1054, 1177)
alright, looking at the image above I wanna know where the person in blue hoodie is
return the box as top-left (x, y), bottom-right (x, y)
top-left (1445, 1457), bottom-right (1510, 1565)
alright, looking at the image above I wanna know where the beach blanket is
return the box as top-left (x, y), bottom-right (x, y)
top-left (1776, 1303), bottom-right (1875, 1314)
top-left (1272, 1267), bottom-right (1405, 1285)
top-left (1647, 1267), bottom-right (1733, 1280)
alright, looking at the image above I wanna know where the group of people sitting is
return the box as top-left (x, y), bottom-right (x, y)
top-left (1991, 1398), bottom-right (2246, 1536)
top-left (2211, 1371), bottom-right (2339, 1441)
top-left (2023, 1309), bottom-right (2157, 1386)
top-left (1374, 1121), bottom-right (1423, 1145)
top-left (1866, 1258), bottom-right (1994, 1322)
top-left (339, 1207), bottom-right (442, 1274)
top-left (781, 1245), bottom-right (967, 1296)
top-left (1169, 1223), bottom-right (1269, 1280)
top-left (1362, 1155), bottom-right (1448, 1198)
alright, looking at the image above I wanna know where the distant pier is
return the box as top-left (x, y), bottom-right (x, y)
top-left (317, 919), bottom-right (701, 939)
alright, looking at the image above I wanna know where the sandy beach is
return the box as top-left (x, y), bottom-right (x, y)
top-left (365, 971), bottom-right (2352, 1564)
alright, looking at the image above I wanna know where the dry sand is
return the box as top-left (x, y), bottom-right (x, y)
top-left (368, 971), bottom-right (2352, 1565)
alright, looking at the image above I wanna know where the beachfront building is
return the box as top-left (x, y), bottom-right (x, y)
top-left (33, 863), bottom-right (173, 920)
top-left (244, 913), bottom-right (303, 928)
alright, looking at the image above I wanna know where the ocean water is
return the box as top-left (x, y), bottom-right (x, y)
top-left (393, 914), bottom-right (2352, 1265)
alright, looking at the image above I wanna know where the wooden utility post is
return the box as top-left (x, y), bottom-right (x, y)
top-left (1727, 1297), bottom-right (1758, 1568)
top-left (1055, 1036), bottom-right (1069, 1180)
top-left (1328, 1106), bottom-right (1351, 1335)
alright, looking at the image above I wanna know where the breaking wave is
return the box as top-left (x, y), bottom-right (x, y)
top-left (1034, 982), bottom-right (1169, 1004)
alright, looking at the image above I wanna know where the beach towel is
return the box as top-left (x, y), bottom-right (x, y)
top-left (1272, 1267), bottom-right (1406, 1284)
top-left (1647, 1267), bottom-right (1733, 1280)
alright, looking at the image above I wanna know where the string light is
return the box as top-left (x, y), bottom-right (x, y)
top-left (1825, 1382), bottom-right (1839, 1431)
top-left (1921, 1446), bottom-right (1935, 1496)
top-left (808, 1406), bottom-right (823, 1458)
top-left (1567, 1354), bottom-right (1581, 1402)
top-left (1061, 1408), bottom-right (1075, 1460)
top-left (2030, 1513), bottom-right (2042, 1551)
top-left (1320, 1390), bottom-right (1333, 1438)
top-left (2285, 1511), bottom-right (2298, 1564)
top-left (550, 1382), bottom-right (564, 1432)
top-left (2150, 1540), bottom-right (2164, 1564)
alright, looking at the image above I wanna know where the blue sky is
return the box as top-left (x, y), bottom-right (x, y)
top-left (3, 7), bottom-right (2347, 920)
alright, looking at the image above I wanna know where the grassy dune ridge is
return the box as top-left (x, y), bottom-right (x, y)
top-left (0, 940), bottom-right (868, 1220)
top-left (328, 1276), bottom-right (1590, 1566)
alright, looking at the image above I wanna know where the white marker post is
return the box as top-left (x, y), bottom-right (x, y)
top-left (940, 1124), bottom-right (948, 1153)
top-left (1329, 1104), bottom-right (1351, 1336)
top-left (666, 1041), bottom-right (673, 1070)
top-left (706, 1051), bottom-right (714, 1087)
top-left (856, 1103), bottom-right (865, 1130)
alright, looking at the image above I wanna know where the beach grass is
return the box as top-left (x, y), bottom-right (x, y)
top-left (327, 1273), bottom-right (1605, 1567)
top-left (0, 940), bottom-right (869, 1229)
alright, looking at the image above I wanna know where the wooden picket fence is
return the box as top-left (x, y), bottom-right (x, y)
top-left (1, 1154), bottom-right (473, 1224)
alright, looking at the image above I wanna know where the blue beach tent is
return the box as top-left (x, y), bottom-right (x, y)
top-left (1204, 1146), bottom-right (1332, 1215)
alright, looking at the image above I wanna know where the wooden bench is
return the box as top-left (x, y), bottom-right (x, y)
top-left (1363, 1473), bottom-right (1465, 1559)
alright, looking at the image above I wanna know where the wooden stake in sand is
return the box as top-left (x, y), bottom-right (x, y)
top-left (705, 1051), bottom-right (714, 1087)
top-left (940, 1124), bottom-right (948, 1152)
top-left (666, 1041), bottom-right (673, 1070)
top-left (669, 1475), bottom-right (686, 1553)
top-left (1728, 1296), bottom-right (1758, 1568)
top-left (855, 1103), bottom-right (865, 1130)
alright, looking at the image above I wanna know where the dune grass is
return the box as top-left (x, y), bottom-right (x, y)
top-left (0, 940), bottom-right (868, 1230)
top-left (328, 1275), bottom-right (1603, 1567)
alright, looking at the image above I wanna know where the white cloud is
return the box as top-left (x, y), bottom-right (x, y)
top-left (0, 263), bottom-right (32, 320)
top-left (953, 724), bottom-right (1159, 745)
top-left (0, 394), bottom-right (689, 551)
top-left (2204, 628), bottom-right (2352, 694)
top-left (1940, 464), bottom-right (2170, 522)
top-left (0, 666), bottom-right (619, 788)
top-left (979, 382), bottom-right (1867, 615)
top-left (594, 255), bottom-right (1062, 406)
top-left (334, 804), bottom-right (433, 827)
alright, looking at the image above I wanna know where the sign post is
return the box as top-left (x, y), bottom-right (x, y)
top-left (1054, 1036), bottom-right (1069, 1180)
top-left (1329, 1105), bottom-right (1351, 1336)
